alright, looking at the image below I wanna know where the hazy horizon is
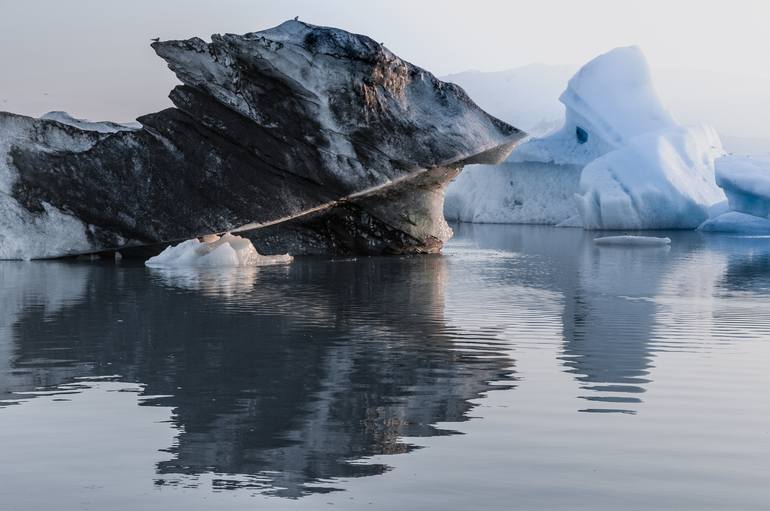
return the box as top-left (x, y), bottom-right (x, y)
top-left (2, 0), bottom-right (769, 133)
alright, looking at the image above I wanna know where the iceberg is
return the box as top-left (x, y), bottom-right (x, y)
top-left (558, 46), bottom-right (677, 151)
top-left (146, 233), bottom-right (292, 268)
top-left (0, 20), bottom-right (524, 260)
top-left (445, 46), bottom-right (726, 230)
top-left (697, 155), bottom-right (770, 234)
top-left (714, 155), bottom-right (770, 219)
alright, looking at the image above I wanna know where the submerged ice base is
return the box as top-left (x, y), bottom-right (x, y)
top-left (146, 233), bottom-right (293, 268)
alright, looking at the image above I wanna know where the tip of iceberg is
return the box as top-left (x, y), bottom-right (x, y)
top-left (559, 46), bottom-right (678, 149)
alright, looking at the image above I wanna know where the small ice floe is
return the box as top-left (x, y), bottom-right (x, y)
top-left (593, 235), bottom-right (671, 247)
top-left (145, 233), bottom-right (292, 268)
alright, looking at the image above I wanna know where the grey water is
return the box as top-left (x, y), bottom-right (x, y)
top-left (1, 224), bottom-right (769, 510)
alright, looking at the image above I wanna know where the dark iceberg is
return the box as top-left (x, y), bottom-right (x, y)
top-left (0, 20), bottom-right (524, 259)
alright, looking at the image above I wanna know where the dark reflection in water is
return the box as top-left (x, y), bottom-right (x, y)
top-left (1, 224), bottom-right (770, 503)
top-left (0, 255), bottom-right (514, 497)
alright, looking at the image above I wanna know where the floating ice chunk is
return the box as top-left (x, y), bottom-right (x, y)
top-left (145, 233), bottom-right (292, 268)
top-left (593, 235), bottom-right (671, 246)
top-left (577, 125), bottom-right (725, 230)
top-left (698, 211), bottom-right (770, 235)
top-left (715, 155), bottom-right (770, 219)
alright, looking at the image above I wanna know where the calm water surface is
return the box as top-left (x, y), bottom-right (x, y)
top-left (1, 224), bottom-right (769, 510)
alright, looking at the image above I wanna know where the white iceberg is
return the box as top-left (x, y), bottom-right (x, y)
top-left (445, 46), bottom-right (726, 231)
top-left (593, 235), bottom-right (671, 247)
top-left (696, 155), bottom-right (770, 234)
top-left (714, 155), bottom-right (770, 219)
top-left (145, 233), bottom-right (292, 268)
top-left (558, 46), bottom-right (677, 151)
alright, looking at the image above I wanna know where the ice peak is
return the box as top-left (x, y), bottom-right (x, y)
top-left (560, 46), bottom-right (677, 149)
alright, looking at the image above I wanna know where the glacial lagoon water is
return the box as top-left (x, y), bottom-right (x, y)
top-left (1, 223), bottom-right (769, 510)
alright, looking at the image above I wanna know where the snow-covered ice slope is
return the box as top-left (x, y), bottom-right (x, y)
top-left (446, 46), bottom-right (726, 230)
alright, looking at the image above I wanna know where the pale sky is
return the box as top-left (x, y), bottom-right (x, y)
top-left (1, 0), bottom-right (769, 121)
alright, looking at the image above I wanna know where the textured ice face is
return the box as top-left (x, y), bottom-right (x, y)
top-left (152, 20), bottom-right (524, 189)
top-left (444, 162), bottom-right (581, 225)
top-left (0, 112), bottom-right (104, 260)
top-left (577, 125), bottom-right (725, 230)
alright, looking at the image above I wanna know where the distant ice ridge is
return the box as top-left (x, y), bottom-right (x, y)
top-left (445, 46), bottom-right (726, 230)
top-left (698, 155), bottom-right (770, 234)
top-left (145, 233), bottom-right (293, 268)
